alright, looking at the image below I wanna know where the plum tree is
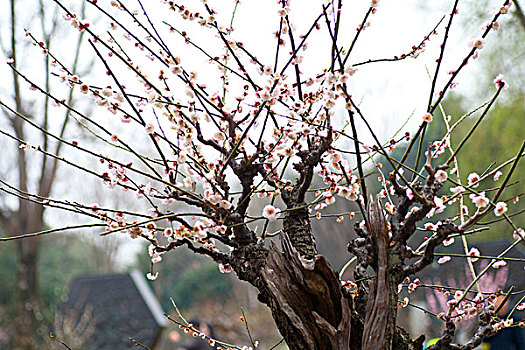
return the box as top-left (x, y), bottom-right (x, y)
top-left (1, 0), bottom-right (523, 349)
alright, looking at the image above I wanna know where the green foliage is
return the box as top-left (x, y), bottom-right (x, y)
top-left (0, 242), bottom-right (18, 310)
top-left (135, 245), bottom-right (234, 311)
top-left (0, 235), bottom-right (112, 313)
top-left (446, 94), bottom-right (525, 241)
top-left (372, 92), bottom-right (524, 245)
top-left (171, 263), bottom-right (233, 309)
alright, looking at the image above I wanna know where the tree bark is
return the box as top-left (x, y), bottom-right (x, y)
top-left (362, 197), bottom-right (396, 350)
top-left (260, 234), bottom-right (352, 349)
top-left (230, 233), bottom-right (425, 350)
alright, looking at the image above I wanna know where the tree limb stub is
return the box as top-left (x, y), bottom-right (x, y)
top-left (362, 195), bottom-right (394, 350)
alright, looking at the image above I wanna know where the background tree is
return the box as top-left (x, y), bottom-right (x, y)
top-left (0, 235), bottom-right (114, 345)
top-left (0, 0), bottom-right (88, 347)
top-left (0, 1), bottom-right (523, 349)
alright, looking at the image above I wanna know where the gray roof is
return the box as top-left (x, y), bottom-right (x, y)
top-left (64, 270), bottom-right (166, 349)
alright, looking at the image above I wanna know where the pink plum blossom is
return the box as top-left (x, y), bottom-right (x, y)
top-left (493, 74), bottom-right (509, 89)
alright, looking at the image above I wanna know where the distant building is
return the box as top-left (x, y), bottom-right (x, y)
top-left (64, 270), bottom-right (167, 349)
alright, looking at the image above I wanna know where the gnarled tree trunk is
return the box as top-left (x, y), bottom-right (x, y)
top-left (230, 201), bottom-right (424, 350)
top-left (261, 235), bottom-right (352, 349)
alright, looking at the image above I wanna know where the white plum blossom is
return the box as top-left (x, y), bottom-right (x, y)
top-left (470, 192), bottom-right (489, 208)
top-left (467, 173), bottom-right (480, 187)
top-left (443, 238), bottom-right (454, 246)
top-left (468, 247), bottom-right (480, 262)
top-left (493, 260), bottom-right (506, 269)
top-left (494, 202), bottom-right (508, 216)
top-left (493, 74), bottom-right (509, 90)
top-left (402, 297), bottom-right (409, 307)
top-left (424, 222), bottom-right (437, 231)
top-left (337, 186), bottom-right (351, 198)
top-left (183, 176), bottom-right (193, 188)
top-left (325, 195), bottom-right (336, 205)
top-left (151, 254), bottom-right (162, 263)
top-left (450, 186), bottom-right (465, 195)
top-left (438, 256), bottom-right (451, 264)
top-left (513, 228), bottom-right (525, 241)
top-left (145, 123), bottom-right (155, 134)
top-left (163, 228), bottom-right (173, 238)
top-left (433, 196), bottom-right (446, 214)
top-left (385, 202), bottom-right (395, 215)
top-left (469, 38), bottom-right (485, 49)
top-left (262, 205), bottom-right (280, 222)
top-left (147, 272), bottom-right (159, 280)
top-left (218, 263), bottom-right (232, 273)
top-left (435, 170), bottom-right (448, 182)
top-left (219, 200), bottom-right (232, 210)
